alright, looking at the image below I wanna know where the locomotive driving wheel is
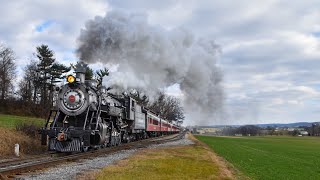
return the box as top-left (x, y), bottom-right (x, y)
top-left (121, 131), bottom-right (130, 143)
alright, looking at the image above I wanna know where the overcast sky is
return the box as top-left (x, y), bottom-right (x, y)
top-left (1, 0), bottom-right (320, 125)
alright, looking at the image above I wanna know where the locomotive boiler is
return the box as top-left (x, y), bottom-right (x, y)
top-left (40, 62), bottom-right (179, 152)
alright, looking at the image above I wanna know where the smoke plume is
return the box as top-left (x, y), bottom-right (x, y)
top-left (77, 11), bottom-right (224, 125)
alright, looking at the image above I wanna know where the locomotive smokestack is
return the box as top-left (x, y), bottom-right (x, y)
top-left (74, 62), bottom-right (87, 83)
top-left (77, 73), bottom-right (85, 84)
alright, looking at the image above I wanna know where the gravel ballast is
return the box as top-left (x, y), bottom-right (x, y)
top-left (21, 133), bottom-right (193, 180)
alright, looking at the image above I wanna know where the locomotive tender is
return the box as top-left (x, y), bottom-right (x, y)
top-left (40, 62), bottom-right (179, 152)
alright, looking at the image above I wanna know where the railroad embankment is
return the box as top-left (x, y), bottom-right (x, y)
top-left (0, 114), bottom-right (45, 158)
top-left (0, 127), bottom-right (45, 158)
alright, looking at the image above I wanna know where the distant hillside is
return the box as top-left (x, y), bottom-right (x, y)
top-left (254, 122), bottom-right (316, 128)
top-left (196, 122), bottom-right (319, 128)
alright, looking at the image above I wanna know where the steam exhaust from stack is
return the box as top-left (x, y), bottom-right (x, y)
top-left (76, 11), bottom-right (224, 125)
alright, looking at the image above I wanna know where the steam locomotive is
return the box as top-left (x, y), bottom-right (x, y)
top-left (40, 62), bottom-right (180, 152)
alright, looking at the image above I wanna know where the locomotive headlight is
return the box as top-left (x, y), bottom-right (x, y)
top-left (67, 75), bottom-right (75, 83)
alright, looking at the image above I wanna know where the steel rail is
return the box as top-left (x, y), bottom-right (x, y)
top-left (0, 132), bottom-right (184, 180)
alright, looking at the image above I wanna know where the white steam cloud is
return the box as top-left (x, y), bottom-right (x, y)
top-left (77, 11), bottom-right (224, 125)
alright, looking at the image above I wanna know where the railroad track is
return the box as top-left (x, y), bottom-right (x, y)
top-left (0, 153), bottom-right (56, 170)
top-left (0, 132), bottom-right (186, 179)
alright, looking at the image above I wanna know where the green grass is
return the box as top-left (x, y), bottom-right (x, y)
top-left (0, 114), bottom-right (44, 128)
top-left (196, 135), bottom-right (320, 180)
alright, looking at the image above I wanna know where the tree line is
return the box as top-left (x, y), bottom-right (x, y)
top-left (218, 124), bottom-right (320, 136)
top-left (220, 125), bottom-right (261, 136)
top-left (0, 43), bottom-right (184, 123)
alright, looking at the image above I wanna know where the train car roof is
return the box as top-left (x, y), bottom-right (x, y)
top-left (147, 111), bottom-right (175, 125)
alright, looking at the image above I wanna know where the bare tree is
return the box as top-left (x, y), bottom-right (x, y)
top-left (148, 91), bottom-right (166, 115)
top-left (0, 44), bottom-right (16, 101)
top-left (149, 91), bottom-right (184, 122)
top-left (161, 95), bottom-right (185, 122)
top-left (18, 60), bottom-right (38, 102)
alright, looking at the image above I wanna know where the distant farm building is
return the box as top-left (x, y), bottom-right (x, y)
top-left (300, 131), bottom-right (309, 136)
top-left (193, 127), bottom-right (222, 135)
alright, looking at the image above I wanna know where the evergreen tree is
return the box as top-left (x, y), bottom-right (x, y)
top-left (49, 63), bottom-right (70, 103)
top-left (85, 66), bottom-right (94, 80)
top-left (35, 44), bottom-right (70, 106)
top-left (50, 63), bottom-right (71, 83)
top-left (96, 68), bottom-right (109, 86)
top-left (36, 45), bottom-right (55, 106)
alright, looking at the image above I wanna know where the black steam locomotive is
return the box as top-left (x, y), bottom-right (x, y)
top-left (40, 62), bottom-right (179, 152)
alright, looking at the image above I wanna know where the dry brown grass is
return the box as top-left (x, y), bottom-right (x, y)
top-left (0, 127), bottom-right (45, 158)
top-left (77, 133), bottom-right (247, 180)
top-left (76, 170), bottom-right (99, 180)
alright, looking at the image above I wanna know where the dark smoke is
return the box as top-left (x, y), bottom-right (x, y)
top-left (76, 11), bottom-right (224, 125)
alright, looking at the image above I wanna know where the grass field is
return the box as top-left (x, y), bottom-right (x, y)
top-left (196, 135), bottom-right (320, 180)
top-left (0, 114), bottom-right (44, 128)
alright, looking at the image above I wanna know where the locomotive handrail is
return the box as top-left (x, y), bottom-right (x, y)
top-left (89, 111), bottom-right (95, 127)
top-left (51, 111), bottom-right (60, 129)
top-left (44, 110), bottom-right (53, 129)
top-left (83, 107), bottom-right (90, 130)
top-left (94, 96), bottom-right (102, 131)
